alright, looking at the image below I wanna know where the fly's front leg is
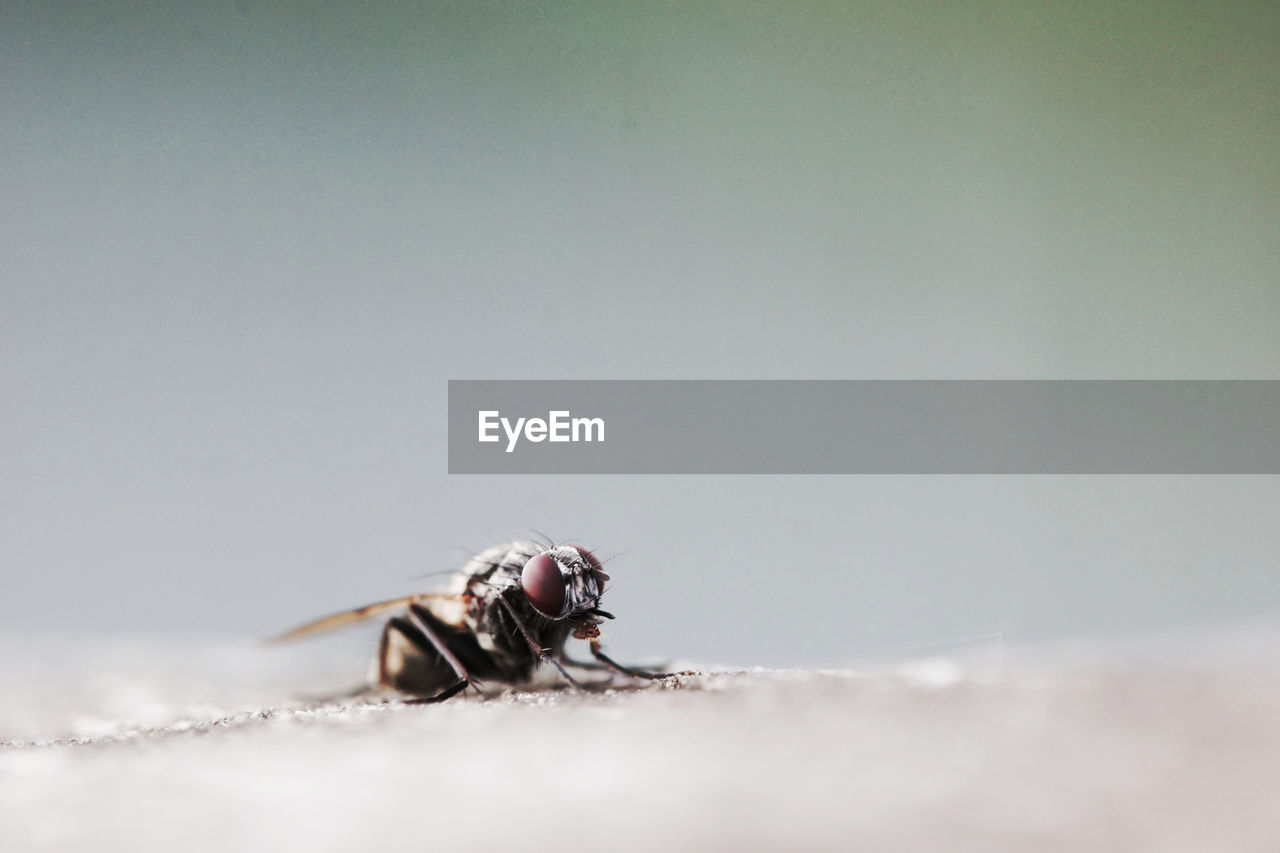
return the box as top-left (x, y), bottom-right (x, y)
top-left (496, 596), bottom-right (584, 690)
top-left (561, 656), bottom-right (613, 672)
top-left (588, 638), bottom-right (698, 680)
top-left (564, 654), bottom-right (675, 673)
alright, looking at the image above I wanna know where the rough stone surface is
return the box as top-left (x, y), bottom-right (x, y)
top-left (2, 633), bottom-right (1278, 852)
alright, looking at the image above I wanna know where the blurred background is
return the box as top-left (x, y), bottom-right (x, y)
top-left (2, 1), bottom-right (1277, 669)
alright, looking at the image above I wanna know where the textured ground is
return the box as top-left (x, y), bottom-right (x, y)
top-left (2, 631), bottom-right (1278, 852)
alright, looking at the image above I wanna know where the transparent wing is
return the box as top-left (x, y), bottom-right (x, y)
top-left (269, 594), bottom-right (453, 643)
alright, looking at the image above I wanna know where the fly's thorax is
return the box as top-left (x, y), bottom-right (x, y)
top-left (461, 542), bottom-right (540, 586)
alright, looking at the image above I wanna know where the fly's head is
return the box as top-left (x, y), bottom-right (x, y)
top-left (519, 545), bottom-right (614, 639)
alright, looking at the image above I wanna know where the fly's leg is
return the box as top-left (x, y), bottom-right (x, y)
top-left (561, 657), bottom-right (613, 671)
top-left (588, 638), bottom-right (664, 679)
top-left (547, 657), bottom-right (622, 690)
top-left (563, 655), bottom-right (674, 673)
top-left (496, 596), bottom-right (585, 689)
top-left (378, 603), bottom-right (474, 704)
top-left (588, 638), bottom-right (699, 680)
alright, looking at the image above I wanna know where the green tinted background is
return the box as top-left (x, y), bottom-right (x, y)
top-left (3, 2), bottom-right (1277, 664)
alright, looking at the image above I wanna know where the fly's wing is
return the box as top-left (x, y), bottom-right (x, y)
top-left (269, 594), bottom-right (453, 643)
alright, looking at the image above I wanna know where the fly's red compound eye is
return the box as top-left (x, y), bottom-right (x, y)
top-left (521, 553), bottom-right (566, 617)
top-left (572, 545), bottom-right (602, 571)
top-left (573, 545), bottom-right (610, 582)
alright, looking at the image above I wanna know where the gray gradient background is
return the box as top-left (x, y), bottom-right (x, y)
top-left (3, 2), bottom-right (1277, 667)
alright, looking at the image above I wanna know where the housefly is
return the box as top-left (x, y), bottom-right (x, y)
top-left (274, 541), bottom-right (678, 703)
